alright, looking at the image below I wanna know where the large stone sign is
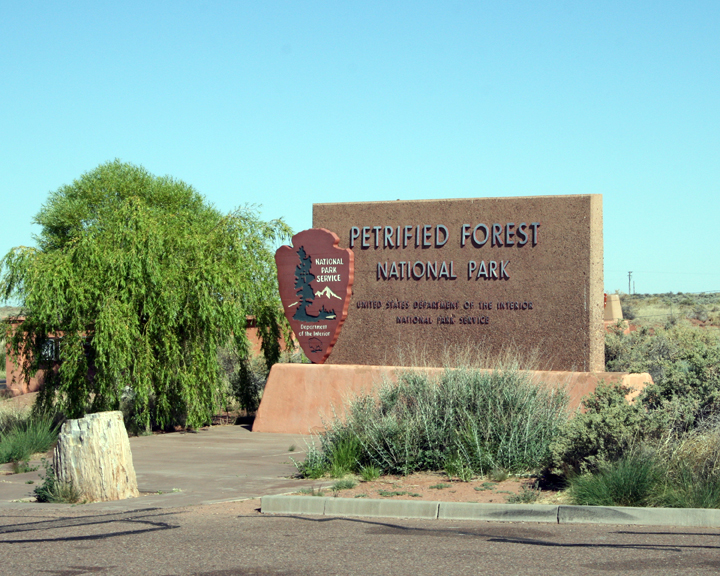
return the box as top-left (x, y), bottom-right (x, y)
top-left (313, 194), bottom-right (603, 372)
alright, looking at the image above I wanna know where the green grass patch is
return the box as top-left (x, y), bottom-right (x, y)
top-left (0, 413), bottom-right (59, 465)
top-left (331, 478), bottom-right (358, 491)
top-left (489, 469), bottom-right (509, 482)
top-left (298, 487), bottom-right (324, 497)
top-left (568, 453), bottom-right (661, 507)
top-left (378, 490), bottom-right (407, 497)
top-left (359, 464), bottom-right (381, 482)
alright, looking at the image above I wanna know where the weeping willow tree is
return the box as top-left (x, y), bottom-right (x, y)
top-left (1, 160), bottom-right (291, 429)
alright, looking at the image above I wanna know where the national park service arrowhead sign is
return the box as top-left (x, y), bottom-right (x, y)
top-left (276, 228), bottom-right (354, 363)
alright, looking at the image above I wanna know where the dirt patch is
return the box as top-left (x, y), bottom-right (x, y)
top-left (294, 472), bottom-right (568, 505)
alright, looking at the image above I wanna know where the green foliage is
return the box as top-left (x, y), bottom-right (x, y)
top-left (506, 483), bottom-right (541, 504)
top-left (659, 466), bottom-right (720, 509)
top-left (297, 367), bottom-right (568, 478)
top-left (331, 478), bottom-right (357, 491)
top-left (13, 460), bottom-right (38, 473)
top-left (549, 383), bottom-right (647, 474)
top-left (444, 453), bottom-right (474, 481)
top-left (653, 418), bottom-right (720, 508)
top-left (489, 468), bottom-right (509, 482)
top-left (556, 324), bottom-right (720, 474)
top-left (298, 487), bottom-right (325, 497)
top-left (568, 451), bottom-right (662, 507)
top-left (617, 292), bottom-right (720, 328)
top-left (218, 346), bottom-right (305, 417)
top-left (606, 323), bottom-right (720, 422)
top-left (620, 301), bottom-right (637, 321)
top-left (429, 483), bottom-right (450, 489)
top-left (33, 458), bottom-right (81, 504)
top-left (1, 161), bottom-right (291, 429)
top-left (292, 441), bottom-right (327, 479)
top-left (564, 410), bottom-right (720, 509)
top-left (229, 355), bottom-right (267, 415)
top-left (359, 464), bottom-right (380, 482)
top-left (553, 323), bottom-right (720, 506)
top-left (0, 411), bottom-right (58, 464)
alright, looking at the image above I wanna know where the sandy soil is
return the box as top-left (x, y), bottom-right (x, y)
top-left (293, 472), bottom-right (567, 505)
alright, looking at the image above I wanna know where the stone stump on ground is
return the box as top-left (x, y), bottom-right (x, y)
top-left (53, 411), bottom-right (139, 502)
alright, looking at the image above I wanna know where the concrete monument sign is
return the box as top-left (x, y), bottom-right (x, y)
top-left (313, 194), bottom-right (603, 372)
top-left (276, 228), bottom-right (355, 363)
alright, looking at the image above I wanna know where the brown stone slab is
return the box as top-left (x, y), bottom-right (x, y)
top-left (313, 195), bottom-right (603, 371)
top-left (252, 364), bottom-right (651, 434)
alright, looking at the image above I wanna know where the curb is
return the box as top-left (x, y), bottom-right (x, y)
top-left (260, 495), bottom-right (720, 527)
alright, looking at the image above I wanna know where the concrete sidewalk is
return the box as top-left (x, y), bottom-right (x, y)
top-left (0, 424), bottom-right (326, 510)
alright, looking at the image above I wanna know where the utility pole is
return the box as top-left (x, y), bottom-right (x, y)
top-left (628, 271), bottom-right (633, 295)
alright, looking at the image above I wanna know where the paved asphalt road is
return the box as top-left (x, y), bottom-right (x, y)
top-left (2, 499), bottom-right (720, 576)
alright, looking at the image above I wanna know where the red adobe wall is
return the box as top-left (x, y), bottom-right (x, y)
top-left (4, 320), bottom-right (61, 396)
top-left (253, 364), bottom-right (653, 434)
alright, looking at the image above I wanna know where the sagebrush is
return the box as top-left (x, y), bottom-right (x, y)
top-left (296, 367), bottom-right (569, 478)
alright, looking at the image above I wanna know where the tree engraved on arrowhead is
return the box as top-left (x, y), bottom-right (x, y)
top-left (275, 228), bottom-right (354, 364)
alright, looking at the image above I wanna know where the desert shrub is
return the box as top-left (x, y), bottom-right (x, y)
top-left (506, 483), bottom-right (541, 504)
top-left (549, 383), bottom-right (648, 474)
top-left (653, 417), bottom-right (720, 508)
top-left (687, 306), bottom-right (710, 322)
top-left (567, 416), bottom-right (720, 509)
top-left (620, 302), bottom-right (637, 321)
top-left (605, 324), bottom-right (720, 430)
top-left (298, 368), bottom-right (568, 478)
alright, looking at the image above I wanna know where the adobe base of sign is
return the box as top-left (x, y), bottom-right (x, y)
top-left (251, 364), bottom-right (652, 435)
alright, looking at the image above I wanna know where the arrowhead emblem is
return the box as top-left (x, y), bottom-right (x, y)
top-left (275, 228), bottom-right (354, 364)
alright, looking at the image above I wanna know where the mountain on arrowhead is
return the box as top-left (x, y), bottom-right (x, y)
top-left (314, 286), bottom-right (342, 300)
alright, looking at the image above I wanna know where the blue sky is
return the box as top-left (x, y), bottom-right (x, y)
top-left (1, 1), bottom-right (718, 295)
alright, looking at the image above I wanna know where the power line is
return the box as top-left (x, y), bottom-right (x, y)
top-left (606, 270), bottom-right (720, 276)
